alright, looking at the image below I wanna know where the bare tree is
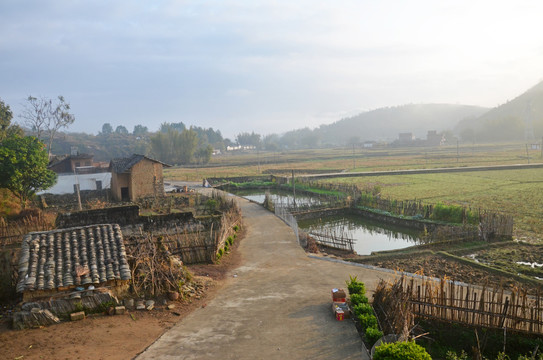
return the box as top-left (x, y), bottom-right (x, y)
top-left (20, 95), bottom-right (75, 157)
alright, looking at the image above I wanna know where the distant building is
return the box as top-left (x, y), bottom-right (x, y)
top-left (48, 153), bottom-right (95, 174)
top-left (109, 154), bottom-right (171, 202)
top-left (398, 133), bottom-right (415, 144)
top-left (426, 130), bottom-right (445, 146)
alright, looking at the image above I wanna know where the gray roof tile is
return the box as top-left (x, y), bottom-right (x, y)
top-left (17, 224), bottom-right (131, 293)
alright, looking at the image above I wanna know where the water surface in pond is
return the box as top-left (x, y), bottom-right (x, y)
top-left (231, 189), bottom-right (421, 255)
top-left (298, 214), bottom-right (422, 255)
top-left (231, 188), bottom-right (323, 207)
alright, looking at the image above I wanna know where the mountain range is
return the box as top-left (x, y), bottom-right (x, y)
top-left (311, 80), bottom-right (543, 144)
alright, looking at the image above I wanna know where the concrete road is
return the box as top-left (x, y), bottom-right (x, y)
top-left (137, 195), bottom-right (393, 360)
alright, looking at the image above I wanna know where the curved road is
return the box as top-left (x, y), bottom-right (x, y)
top-left (137, 194), bottom-right (393, 360)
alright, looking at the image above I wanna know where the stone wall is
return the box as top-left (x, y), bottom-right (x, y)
top-left (55, 205), bottom-right (140, 229)
top-left (40, 190), bottom-right (112, 211)
top-left (55, 205), bottom-right (204, 236)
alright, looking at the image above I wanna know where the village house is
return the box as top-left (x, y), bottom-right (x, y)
top-left (109, 154), bottom-right (170, 202)
top-left (426, 130), bottom-right (445, 146)
top-left (397, 132), bottom-right (415, 145)
top-left (43, 148), bottom-right (111, 195)
top-left (16, 224), bottom-right (131, 302)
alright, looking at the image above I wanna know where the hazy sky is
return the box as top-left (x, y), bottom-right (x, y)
top-left (2, 1), bottom-right (543, 139)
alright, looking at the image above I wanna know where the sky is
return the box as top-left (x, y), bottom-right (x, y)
top-left (1, 1), bottom-right (543, 140)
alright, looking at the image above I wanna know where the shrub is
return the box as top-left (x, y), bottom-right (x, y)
top-left (224, 244), bottom-right (229, 253)
top-left (357, 313), bottom-right (377, 329)
top-left (227, 236), bottom-right (233, 246)
top-left (233, 225), bottom-right (239, 232)
top-left (430, 202), bottom-right (477, 224)
top-left (352, 303), bottom-right (373, 317)
top-left (346, 275), bottom-right (365, 295)
top-left (373, 341), bottom-right (431, 360)
top-left (350, 293), bottom-right (369, 306)
top-left (365, 326), bottom-right (383, 347)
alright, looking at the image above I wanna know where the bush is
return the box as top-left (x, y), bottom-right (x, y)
top-left (352, 303), bottom-right (373, 317)
top-left (233, 225), bottom-right (239, 232)
top-left (224, 244), bottom-right (229, 252)
top-left (350, 293), bottom-right (369, 306)
top-left (357, 313), bottom-right (377, 329)
top-left (346, 275), bottom-right (365, 295)
top-left (365, 326), bottom-right (383, 347)
top-left (373, 341), bottom-right (431, 360)
top-left (430, 202), bottom-right (477, 224)
top-left (227, 236), bottom-right (234, 246)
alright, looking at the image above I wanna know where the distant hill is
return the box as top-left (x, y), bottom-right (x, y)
top-left (455, 80), bottom-right (543, 142)
top-left (316, 104), bottom-right (488, 145)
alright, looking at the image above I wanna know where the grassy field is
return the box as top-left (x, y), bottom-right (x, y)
top-left (164, 143), bottom-right (543, 239)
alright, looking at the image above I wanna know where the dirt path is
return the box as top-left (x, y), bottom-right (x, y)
top-left (137, 196), bottom-right (394, 360)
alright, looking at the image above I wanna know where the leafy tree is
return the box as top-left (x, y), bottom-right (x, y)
top-left (236, 131), bottom-right (261, 148)
top-left (150, 127), bottom-right (198, 164)
top-left (101, 123), bottom-right (113, 135)
top-left (133, 124), bottom-right (148, 136)
top-left (159, 122), bottom-right (186, 133)
top-left (178, 128), bottom-right (198, 164)
top-left (347, 136), bottom-right (361, 147)
top-left (0, 135), bottom-right (56, 207)
top-left (194, 144), bottom-right (213, 164)
top-left (0, 98), bottom-right (13, 140)
top-left (115, 125), bottom-right (129, 134)
top-left (20, 95), bottom-right (75, 157)
top-left (0, 98), bottom-right (23, 141)
top-left (263, 134), bottom-right (280, 151)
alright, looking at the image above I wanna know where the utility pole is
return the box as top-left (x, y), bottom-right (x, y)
top-left (456, 139), bottom-right (459, 163)
top-left (292, 169), bottom-right (296, 209)
top-left (526, 144), bottom-right (530, 164)
top-left (352, 144), bottom-right (355, 169)
top-left (74, 167), bottom-right (82, 211)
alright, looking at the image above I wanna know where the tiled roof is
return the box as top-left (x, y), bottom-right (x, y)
top-left (16, 224), bottom-right (131, 293)
top-left (110, 154), bottom-right (171, 173)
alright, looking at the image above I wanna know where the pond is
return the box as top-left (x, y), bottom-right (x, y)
top-left (230, 188), bottom-right (422, 255)
top-left (297, 214), bottom-right (422, 255)
top-left (230, 188), bottom-right (323, 208)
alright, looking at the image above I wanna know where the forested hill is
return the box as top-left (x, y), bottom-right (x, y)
top-left (316, 104), bottom-right (488, 144)
top-left (455, 80), bottom-right (543, 142)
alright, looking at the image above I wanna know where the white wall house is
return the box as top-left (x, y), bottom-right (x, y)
top-left (38, 172), bottom-right (112, 195)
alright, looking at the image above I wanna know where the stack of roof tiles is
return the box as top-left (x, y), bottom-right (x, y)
top-left (17, 224), bottom-right (131, 294)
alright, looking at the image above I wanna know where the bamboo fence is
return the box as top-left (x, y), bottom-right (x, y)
top-left (378, 277), bottom-right (543, 336)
